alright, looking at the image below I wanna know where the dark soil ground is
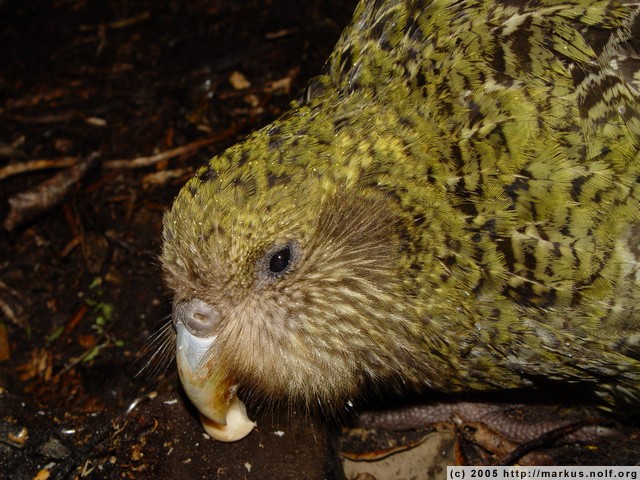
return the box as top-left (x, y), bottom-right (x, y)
top-left (0, 1), bottom-right (354, 478)
top-left (1, 1), bottom-right (640, 479)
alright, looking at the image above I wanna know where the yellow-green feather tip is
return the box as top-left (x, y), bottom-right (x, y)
top-left (162, 0), bottom-right (640, 437)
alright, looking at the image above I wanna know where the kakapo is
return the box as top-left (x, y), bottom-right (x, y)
top-left (161, 0), bottom-right (640, 441)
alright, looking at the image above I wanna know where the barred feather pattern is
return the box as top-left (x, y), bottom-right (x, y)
top-left (162, 0), bottom-right (640, 413)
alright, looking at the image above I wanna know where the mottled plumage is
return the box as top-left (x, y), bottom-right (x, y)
top-left (161, 0), bottom-right (640, 435)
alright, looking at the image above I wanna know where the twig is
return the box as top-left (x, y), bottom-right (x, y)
top-left (79, 11), bottom-right (151, 31)
top-left (103, 129), bottom-right (237, 169)
top-left (62, 304), bottom-right (89, 340)
top-left (3, 153), bottom-right (101, 231)
top-left (0, 157), bottom-right (78, 181)
top-left (0, 131), bottom-right (236, 183)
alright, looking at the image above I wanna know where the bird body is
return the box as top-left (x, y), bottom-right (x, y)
top-left (162, 0), bottom-right (640, 440)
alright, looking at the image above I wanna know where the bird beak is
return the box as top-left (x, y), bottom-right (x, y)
top-left (175, 321), bottom-right (256, 441)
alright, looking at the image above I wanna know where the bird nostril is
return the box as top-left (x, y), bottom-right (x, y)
top-left (173, 298), bottom-right (220, 337)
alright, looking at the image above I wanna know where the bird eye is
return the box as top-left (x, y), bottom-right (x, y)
top-left (260, 241), bottom-right (299, 280)
top-left (269, 246), bottom-right (291, 274)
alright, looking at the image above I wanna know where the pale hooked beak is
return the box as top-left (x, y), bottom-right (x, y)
top-left (174, 299), bottom-right (256, 441)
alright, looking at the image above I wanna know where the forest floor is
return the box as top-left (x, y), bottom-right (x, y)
top-left (1, 1), bottom-right (639, 479)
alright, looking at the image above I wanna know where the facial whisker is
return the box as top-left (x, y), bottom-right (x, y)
top-left (136, 316), bottom-right (176, 378)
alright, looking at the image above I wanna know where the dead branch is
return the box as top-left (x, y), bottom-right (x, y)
top-left (103, 129), bottom-right (237, 169)
top-left (3, 153), bottom-right (101, 232)
top-left (0, 157), bottom-right (78, 181)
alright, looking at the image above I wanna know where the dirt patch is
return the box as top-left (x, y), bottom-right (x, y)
top-left (0, 1), bottom-right (352, 477)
